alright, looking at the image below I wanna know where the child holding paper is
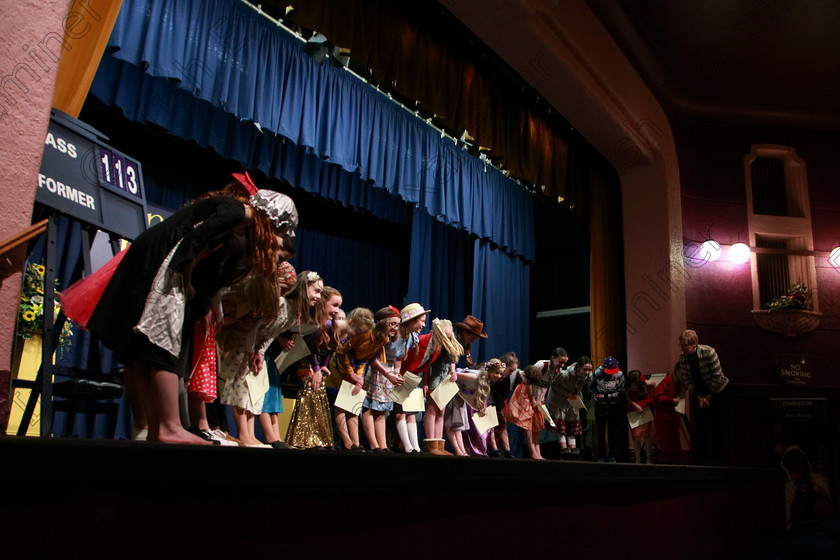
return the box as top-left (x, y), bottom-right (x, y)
top-left (626, 369), bottom-right (655, 464)
top-left (360, 306), bottom-right (403, 451)
top-left (380, 303), bottom-right (429, 453)
top-left (505, 348), bottom-right (567, 460)
top-left (328, 307), bottom-right (390, 451)
top-left (286, 286), bottom-right (344, 449)
top-left (652, 365), bottom-right (685, 464)
top-left (545, 355), bottom-right (593, 459)
top-left (404, 318), bottom-right (462, 455)
top-left (445, 359), bottom-right (502, 456)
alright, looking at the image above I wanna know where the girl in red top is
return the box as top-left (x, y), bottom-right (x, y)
top-left (626, 369), bottom-right (655, 464)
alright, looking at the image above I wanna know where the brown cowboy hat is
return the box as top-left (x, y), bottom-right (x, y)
top-left (454, 315), bottom-right (488, 338)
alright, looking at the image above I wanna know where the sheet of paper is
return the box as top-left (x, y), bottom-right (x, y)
top-left (335, 380), bottom-right (367, 415)
top-left (388, 372), bottom-right (421, 404)
top-left (430, 376), bottom-right (460, 410)
top-left (648, 373), bottom-right (668, 387)
top-left (675, 397), bottom-right (686, 415)
top-left (245, 362), bottom-right (270, 407)
top-left (568, 395), bottom-right (586, 411)
top-left (538, 403), bottom-right (556, 427)
top-left (626, 407), bottom-right (654, 429)
top-left (402, 387), bottom-right (425, 412)
top-left (472, 405), bottom-right (499, 434)
top-left (273, 336), bottom-right (313, 373)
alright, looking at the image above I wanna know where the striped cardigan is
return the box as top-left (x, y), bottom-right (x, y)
top-left (677, 344), bottom-right (729, 394)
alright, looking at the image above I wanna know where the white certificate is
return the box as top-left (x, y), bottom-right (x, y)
top-left (538, 403), bottom-right (556, 427)
top-left (273, 336), bottom-right (313, 373)
top-left (568, 395), bottom-right (587, 411)
top-left (388, 372), bottom-right (421, 404)
top-left (472, 405), bottom-right (499, 434)
top-left (648, 373), bottom-right (668, 387)
top-left (626, 407), bottom-right (654, 428)
top-left (430, 376), bottom-right (460, 410)
top-left (335, 380), bottom-right (367, 415)
top-left (402, 387), bottom-right (425, 412)
top-left (675, 396), bottom-right (686, 415)
top-left (245, 362), bottom-right (270, 408)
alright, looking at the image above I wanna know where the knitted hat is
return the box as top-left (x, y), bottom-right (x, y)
top-left (603, 356), bottom-right (620, 375)
top-left (277, 261), bottom-right (296, 286)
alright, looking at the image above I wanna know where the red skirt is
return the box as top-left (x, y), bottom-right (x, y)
top-left (59, 248), bottom-right (128, 328)
top-left (188, 321), bottom-right (218, 402)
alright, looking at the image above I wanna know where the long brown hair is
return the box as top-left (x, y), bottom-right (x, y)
top-left (201, 181), bottom-right (281, 277)
top-left (314, 286), bottom-right (342, 347)
top-left (284, 270), bottom-right (321, 325)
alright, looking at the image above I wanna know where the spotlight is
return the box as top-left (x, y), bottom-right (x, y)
top-left (700, 239), bottom-right (722, 262)
top-left (303, 32), bottom-right (328, 65)
top-left (729, 242), bottom-right (751, 264)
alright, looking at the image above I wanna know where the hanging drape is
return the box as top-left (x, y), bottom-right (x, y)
top-left (290, 228), bottom-right (403, 311)
top-left (589, 164), bottom-right (626, 369)
top-left (99, 0), bottom-right (535, 262)
top-left (406, 208), bottom-right (472, 329)
top-left (471, 239), bottom-right (531, 365)
top-left (286, 0), bottom-right (572, 203)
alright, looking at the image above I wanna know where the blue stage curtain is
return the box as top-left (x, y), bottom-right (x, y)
top-left (471, 239), bottom-right (531, 365)
top-left (406, 208), bottom-right (472, 331)
top-left (99, 0), bottom-right (534, 262)
top-left (289, 227), bottom-right (404, 312)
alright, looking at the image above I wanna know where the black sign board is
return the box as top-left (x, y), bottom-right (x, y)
top-left (35, 109), bottom-right (147, 240)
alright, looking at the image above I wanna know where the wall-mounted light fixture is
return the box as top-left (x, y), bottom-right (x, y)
top-left (729, 242), bottom-right (751, 264)
top-left (699, 239), bottom-right (722, 262)
top-left (830, 247), bottom-right (840, 268)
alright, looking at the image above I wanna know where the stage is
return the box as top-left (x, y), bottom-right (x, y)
top-left (0, 437), bottom-right (786, 559)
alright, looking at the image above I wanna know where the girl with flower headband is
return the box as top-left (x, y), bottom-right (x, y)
top-left (287, 285), bottom-right (344, 449)
top-left (62, 172), bottom-right (296, 444)
top-left (444, 359), bottom-right (501, 456)
top-left (259, 269), bottom-right (323, 446)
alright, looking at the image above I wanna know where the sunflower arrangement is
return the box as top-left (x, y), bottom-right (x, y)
top-left (764, 279), bottom-right (813, 312)
top-left (16, 262), bottom-right (72, 349)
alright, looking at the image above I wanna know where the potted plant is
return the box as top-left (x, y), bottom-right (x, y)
top-left (751, 279), bottom-right (821, 337)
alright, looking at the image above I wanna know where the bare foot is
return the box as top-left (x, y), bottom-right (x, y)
top-left (151, 426), bottom-right (212, 445)
top-left (238, 435), bottom-right (265, 446)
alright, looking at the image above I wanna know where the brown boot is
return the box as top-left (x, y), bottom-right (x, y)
top-left (425, 438), bottom-right (453, 456)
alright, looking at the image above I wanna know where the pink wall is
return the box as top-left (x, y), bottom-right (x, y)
top-left (674, 119), bottom-right (840, 391)
top-left (0, 1), bottom-right (69, 414)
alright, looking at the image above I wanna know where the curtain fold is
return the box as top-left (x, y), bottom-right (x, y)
top-left (290, 228), bottom-right (403, 312)
top-left (406, 208), bottom-right (471, 329)
top-left (471, 239), bottom-right (531, 365)
top-left (99, 0), bottom-right (535, 261)
top-left (287, 0), bottom-right (572, 203)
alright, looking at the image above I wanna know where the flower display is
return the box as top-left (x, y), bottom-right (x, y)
top-left (764, 279), bottom-right (813, 312)
top-left (16, 261), bottom-right (72, 349)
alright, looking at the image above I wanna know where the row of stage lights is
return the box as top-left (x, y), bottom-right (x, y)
top-left (696, 240), bottom-right (840, 266)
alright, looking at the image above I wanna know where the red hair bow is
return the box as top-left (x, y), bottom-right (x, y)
top-left (232, 171), bottom-right (258, 195)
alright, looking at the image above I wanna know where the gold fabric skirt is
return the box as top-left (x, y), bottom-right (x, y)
top-left (287, 378), bottom-right (334, 449)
